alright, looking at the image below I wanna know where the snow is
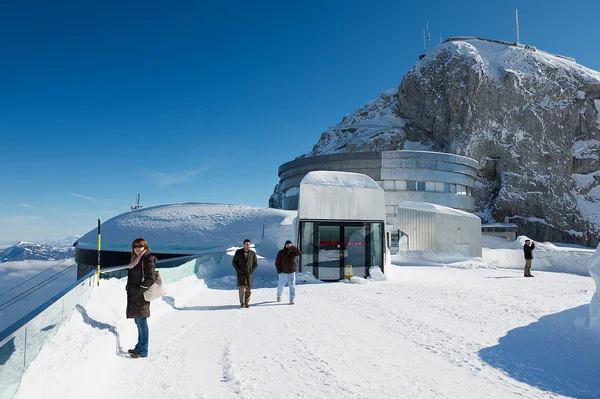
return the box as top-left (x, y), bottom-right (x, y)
top-left (75, 203), bottom-right (297, 258)
top-left (399, 201), bottom-right (481, 219)
top-left (4, 203), bottom-right (600, 399)
top-left (577, 195), bottom-right (600, 227)
top-left (572, 140), bottom-right (600, 159)
top-left (308, 88), bottom-right (407, 156)
top-left (589, 247), bottom-right (600, 328)
top-left (301, 171), bottom-right (382, 190)
top-left (12, 259), bottom-right (600, 398)
top-left (403, 140), bottom-right (433, 151)
top-left (572, 170), bottom-right (600, 227)
top-left (572, 170), bottom-right (600, 190)
top-left (418, 38), bottom-right (600, 87)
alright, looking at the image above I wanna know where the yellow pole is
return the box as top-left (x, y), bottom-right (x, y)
top-left (97, 218), bottom-right (101, 285)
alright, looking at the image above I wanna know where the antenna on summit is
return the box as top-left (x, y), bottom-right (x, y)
top-left (515, 9), bottom-right (520, 44)
top-left (131, 193), bottom-right (143, 210)
top-left (423, 21), bottom-right (431, 53)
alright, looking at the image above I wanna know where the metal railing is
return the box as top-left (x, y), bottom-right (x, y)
top-left (0, 270), bottom-right (97, 399)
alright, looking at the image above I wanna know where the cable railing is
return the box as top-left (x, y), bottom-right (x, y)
top-left (0, 270), bottom-right (97, 399)
top-left (0, 253), bottom-right (209, 399)
top-left (0, 259), bottom-right (70, 298)
top-left (0, 262), bottom-right (77, 312)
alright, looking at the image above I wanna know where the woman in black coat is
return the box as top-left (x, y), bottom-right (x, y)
top-left (126, 238), bottom-right (157, 358)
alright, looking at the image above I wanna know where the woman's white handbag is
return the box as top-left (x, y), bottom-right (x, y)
top-left (143, 270), bottom-right (167, 301)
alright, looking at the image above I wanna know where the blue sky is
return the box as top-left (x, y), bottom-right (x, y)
top-left (1, 0), bottom-right (599, 243)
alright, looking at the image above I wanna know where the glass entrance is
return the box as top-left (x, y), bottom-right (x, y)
top-left (317, 225), bottom-right (343, 280)
top-left (343, 225), bottom-right (367, 279)
top-left (299, 221), bottom-right (384, 281)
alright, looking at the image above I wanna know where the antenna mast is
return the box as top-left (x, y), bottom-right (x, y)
top-left (131, 193), bottom-right (143, 210)
top-left (515, 9), bottom-right (520, 44)
top-left (423, 21), bottom-right (431, 53)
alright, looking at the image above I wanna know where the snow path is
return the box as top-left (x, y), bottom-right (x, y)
top-left (14, 266), bottom-right (597, 399)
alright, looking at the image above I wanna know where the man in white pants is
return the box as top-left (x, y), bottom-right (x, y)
top-left (275, 240), bottom-right (301, 304)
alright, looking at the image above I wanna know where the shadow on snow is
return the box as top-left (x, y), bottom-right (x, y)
top-left (198, 275), bottom-right (323, 291)
top-left (75, 305), bottom-right (129, 357)
top-left (162, 296), bottom-right (284, 310)
top-left (479, 304), bottom-right (600, 398)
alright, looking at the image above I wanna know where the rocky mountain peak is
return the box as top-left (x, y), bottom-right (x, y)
top-left (272, 37), bottom-right (600, 247)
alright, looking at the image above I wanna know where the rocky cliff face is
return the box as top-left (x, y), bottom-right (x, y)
top-left (271, 38), bottom-right (600, 247)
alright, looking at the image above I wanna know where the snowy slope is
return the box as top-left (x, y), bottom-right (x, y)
top-left (13, 265), bottom-right (599, 399)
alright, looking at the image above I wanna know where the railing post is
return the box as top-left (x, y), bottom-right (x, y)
top-left (23, 327), bottom-right (27, 368)
top-left (97, 218), bottom-right (101, 286)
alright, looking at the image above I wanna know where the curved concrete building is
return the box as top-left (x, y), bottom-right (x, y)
top-left (278, 150), bottom-right (479, 229)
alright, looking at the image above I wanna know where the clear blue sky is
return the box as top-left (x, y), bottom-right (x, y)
top-left (1, 0), bottom-right (599, 243)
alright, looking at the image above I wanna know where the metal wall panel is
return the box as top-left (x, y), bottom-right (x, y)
top-left (381, 150), bottom-right (479, 169)
top-left (384, 191), bottom-right (474, 210)
top-left (395, 206), bottom-right (482, 257)
top-left (298, 184), bottom-right (386, 222)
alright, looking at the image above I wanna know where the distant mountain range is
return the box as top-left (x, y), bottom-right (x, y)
top-left (0, 236), bottom-right (79, 263)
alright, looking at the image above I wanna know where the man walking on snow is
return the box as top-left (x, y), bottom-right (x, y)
top-left (232, 239), bottom-right (258, 308)
top-left (275, 240), bottom-right (301, 304)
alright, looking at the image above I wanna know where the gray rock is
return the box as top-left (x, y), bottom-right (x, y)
top-left (271, 38), bottom-right (600, 247)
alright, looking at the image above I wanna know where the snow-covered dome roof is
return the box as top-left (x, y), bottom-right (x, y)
top-left (76, 203), bottom-right (296, 256)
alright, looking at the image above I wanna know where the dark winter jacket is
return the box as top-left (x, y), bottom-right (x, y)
top-left (275, 245), bottom-right (301, 274)
top-left (523, 242), bottom-right (535, 259)
top-left (126, 253), bottom-right (157, 319)
top-left (232, 248), bottom-right (258, 287)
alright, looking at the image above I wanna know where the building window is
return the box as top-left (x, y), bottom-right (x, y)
top-left (284, 187), bottom-right (299, 198)
top-left (382, 180), bottom-right (394, 190)
top-left (417, 181), bottom-right (426, 191)
top-left (444, 183), bottom-right (457, 193)
top-left (407, 180), bottom-right (416, 191)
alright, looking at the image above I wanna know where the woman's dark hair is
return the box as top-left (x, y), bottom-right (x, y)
top-left (131, 238), bottom-right (150, 255)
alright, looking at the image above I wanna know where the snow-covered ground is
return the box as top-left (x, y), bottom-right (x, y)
top-left (3, 203), bottom-right (600, 398)
top-left (12, 255), bottom-right (600, 398)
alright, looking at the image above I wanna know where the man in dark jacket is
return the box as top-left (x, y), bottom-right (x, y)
top-left (275, 240), bottom-right (301, 304)
top-left (523, 239), bottom-right (535, 277)
top-left (232, 239), bottom-right (258, 308)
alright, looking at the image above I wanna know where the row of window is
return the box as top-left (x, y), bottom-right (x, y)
top-left (380, 180), bottom-right (472, 196)
top-left (481, 226), bottom-right (518, 232)
top-left (284, 186), bottom-right (300, 198)
top-left (283, 180), bottom-right (472, 197)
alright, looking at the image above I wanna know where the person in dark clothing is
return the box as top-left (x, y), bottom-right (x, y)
top-left (126, 238), bottom-right (157, 358)
top-left (232, 239), bottom-right (258, 308)
top-left (523, 239), bottom-right (535, 277)
top-left (275, 240), bottom-right (301, 304)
